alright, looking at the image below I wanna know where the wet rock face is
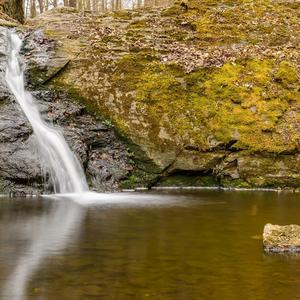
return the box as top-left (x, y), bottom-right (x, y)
top-left (32, 89), bottom-right (132, 192)
top-left (263, 223), bottom-right (300, 253)
top-left (0, 102), bottom-right (43, 194)
top-left (22, 29), bottom-right (69, 85)
top-left (0, 27), bottom-right (134, 194)
top-left (24, 96), bottom-right (131, 192)
top-left (0, 26), bottom-right (43, 194)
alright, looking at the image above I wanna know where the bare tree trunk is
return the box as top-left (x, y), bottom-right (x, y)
top-left (69, 0), bottom-right (77, 8)
top-left (25, 0), bottom-right (30, 17)
top-left (78, 0), bottom-right (83, 10)
top-left (0, 0), bottom-right (24, 23)
top-left (137, 0), bottom-right (142, 8)
top-left (30, 0), bottom-right (36, 18)
top-left (101, 0), bottom-right (105, 11)
top-left (86, 0), bottom-right (91, 10)
top-left (53, 0), bottom-right (58, 7)
top-left (37, 0), bottom-right (44, 13)
top-left (92, 0), bottom-right (97, 11)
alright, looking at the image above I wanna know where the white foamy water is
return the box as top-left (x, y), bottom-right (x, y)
top-left (5, 32), bottom-right (89, 194)
top-left (45, 191), bottom-right (194, 207)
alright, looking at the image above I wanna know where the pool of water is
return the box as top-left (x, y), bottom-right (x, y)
top-left (1, 190), bottom-right (300, 300)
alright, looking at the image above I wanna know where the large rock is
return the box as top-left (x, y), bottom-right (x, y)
top-left (0, 26), bottom-right (141, 194)
top-left (23, 2), bottom-right (300, 189)
top-left (0, 26), bottom-right (42, 194)
top-left (1, 0), bottom-right (300, 192)
top-left (0, 102), bottom-right (43, 194)
top-left (263, 224), bottom-right (300, 253)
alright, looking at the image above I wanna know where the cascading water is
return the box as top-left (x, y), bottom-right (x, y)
top-left (5, 32), bottom-right (89, 194)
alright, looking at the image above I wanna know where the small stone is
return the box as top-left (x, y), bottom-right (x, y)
top-left (263, 223), bottom-right (300, 253)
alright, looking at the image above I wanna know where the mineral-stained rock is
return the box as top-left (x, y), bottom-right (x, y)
top-left (263, 223), bottom-right (300, 253)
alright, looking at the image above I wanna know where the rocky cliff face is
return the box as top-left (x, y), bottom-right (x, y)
top-left (0, 27), bottom-right (144, 194)
top-left (24, 1), bottom-right (299, 190)
top-left (0, 27), bottom-right (41, 194)
top-left (0, 0), bottom-right (299, 193)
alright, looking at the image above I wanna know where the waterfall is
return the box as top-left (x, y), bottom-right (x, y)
top-left (5, 32), bottom-right (89, 194)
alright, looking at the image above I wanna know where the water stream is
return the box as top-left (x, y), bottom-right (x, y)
top-left (5, 32), bottom-right (89, 194)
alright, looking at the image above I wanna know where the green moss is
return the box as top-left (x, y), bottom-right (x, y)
top-left (112, 10), bottom-right (133, 20)
top-left (220, 177), bottom-right (251, 189)
top-left (129, 19), bottom-right (147, 28)
top-left (197, 59), bottom-right (297, 151)
top-left (120, 175), bottom-right (139, 189)
top-left (111, 52), bottom-right (158, 90)
top-left (157, 174), bottom-right (219, 187)
top-left (120, 168), bottom-right (160, 188)
top-left (275, 61), bottom-right (299, 88)
top-left (136, 63), bottom-right (183, 104)
top-left (125, 57), bottom-right (299, 152)
top-left (184, 0), bottom-right (300, 46)
top-left (55, 42), bottom-right (299, 156)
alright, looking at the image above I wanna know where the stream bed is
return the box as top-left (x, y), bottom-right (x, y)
top-left (1, 190), bottom-right (300, 299)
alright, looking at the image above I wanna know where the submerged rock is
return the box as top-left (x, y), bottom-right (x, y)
top-left (263, 223), bottom-right (300, 253)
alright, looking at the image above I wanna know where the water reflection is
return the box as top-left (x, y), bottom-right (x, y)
top-left (46, 191), bottom-right (199, 207)
top-left (0, 192), bottom-right (191, 300)
top-left (1, 191), bottom-right (300, 300)
top-left (1, 199), bottom-right (85, 300)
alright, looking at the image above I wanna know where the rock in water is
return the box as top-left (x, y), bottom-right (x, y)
top-left (263, 223), bottom-right (300, 253)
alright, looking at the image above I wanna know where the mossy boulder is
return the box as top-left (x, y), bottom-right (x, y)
top-left (263, 223), bottom-right (300, 253)
top-left (25, 1), bottom-right (300, 188)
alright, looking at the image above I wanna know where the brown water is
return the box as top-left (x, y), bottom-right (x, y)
top-left (1, 190), bottom-right (300, 300)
